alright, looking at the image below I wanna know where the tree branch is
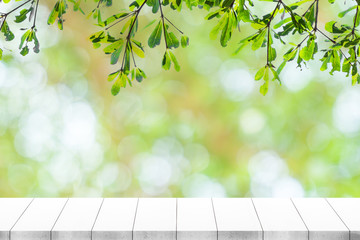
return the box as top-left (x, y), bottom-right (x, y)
top-left (159, 0), bottom-right (168, 49)
top-left (314, 0), bottom-right (319, 31)
top-left (165, 16), bottom-right (183, 34)
top-left (352, 6), bottom-right (358, 35)
top-left (31, 0), bottom-right (40, 29)
top-left (120, 0), bottom-right (148, 71)
top-left (105, 12), bottom-right (135, 30)
top-left (266, 2), bottom-right (280, 66)
top-left (3, 0), bottom-right (32, 16)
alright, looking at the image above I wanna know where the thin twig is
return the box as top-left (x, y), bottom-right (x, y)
top-left (302, 0), bottom-right (316, 17)
top-left (297, 34), bottom-right (310, 48)
top-left (159, 0), bottom-right (168, 48)
top-left (97, 0), bottom-right (102, 8)
top-left (4, 0), bottom-right (32, 16)
top-left (318, 29), bottom-right (360, 65)
top-left (317, 28), bottom-right (335, 43)
top-left (314, 0), bottom-right (319, 30)
top-left (0, 0), bottom-right (32, 31)
top-left (352, 6), bottom-right (358, 35)
top-left (105, 12), bottom-right (135, 30)
top-left (129, 43), bottom-right (137, 67)
top-left (165, 16), bottom-right (183, 34)
top-left (244, 4), bottom-right (255, 21)
top-left (266, 2), bottom-right (280, 65)
top-left (31, 0), bottom-right (39, 29)
top-left (120, 0), bottom-right (148, 71)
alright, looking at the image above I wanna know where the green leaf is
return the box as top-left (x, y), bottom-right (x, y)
top-left (255, 66), bottom-right (265, 80)
top-left (209, 13), bottom-right (228, 40)
top-left (131, 40), bottom-right (145, 58)
top-left (14, 7), bottom-right (33, 23)
top-left (143, 19), bottom-right (157, 30)
top-left (1, 21), bottom-right (15, 41)
top-left (166, 31), bottom-right (180, 49)
top-left (20, 46), bottom-right (29, 56)
top-left (19, 30), bottom-right (31, 50)
top-left (338, 5), bottom-right (357, 18)
top-left (221, 0), bottom-right (234, 8)
top-left (233, 41), bottom-right (249, 55)
top-left (269, 46), bottom-right (276, 62)
top-left (103, 40), bottom-right (123, 54)
top-left (325, 21), bottom-right (348, 34)
top-left (162, 51), bottom-right (171, 70)
top-left (48, 2), bottom-right (59, 25)
top-left (352, 73), bottom-right (359, 85)
top-left (220, 14), bottom-right (231, 47)
top-left (148, 20), bottom-right (162, 48)
top-left (57, 19), bottom-right (64, 30)
top-left (129, 0), bottom-right (139, 11)
top-left (342, 60), bottom-right (351, 76)
top-left (89, 30), bottom-right (106, 44)
top-left (355, 6), bottom-right (360, 27)
top-left (205, 8), bottom-right (224, 20)
top-left (108, 70), bottom-right (120, 82)
top-left (270, 67), bottom-right (280, 82)
top-left (111, 75), bottom-right (122, 96)
top-left (263, 66), bottom-right (270, 81)
top-left (300, 46), bottom-right (311, 61)
top-left (0, 48), bottom-right (3, 60)
top-left (123, 44), bottom-right (131, 73)
top-left (33, 31), bottom-right (40, 53)
top-left (251, 29), bottom-right (266, 50)
top-left (152, 0), bottom-right (160, 13)
top-left (260, 79), bottom-right (269, 96)
top-left (251, 22), bottom-right (266, 29)
top-left (299, 37), bottom-right (315, 61)
top-left (239, 8), bottom-right (251, 22)
top-left (102, 12), bottom-right (129, 26)
top-left (181, 35), bottom-right (189, 48)
top-left (274, 17), bottom-right (291, 29)
top-left (277, 61), bottom-right (286, 75)
top-left (330, 50), bottom-right (341, 74)
top-left (283, 47), bottom-right (298, 61)
top-left (110, 46), bottom-right (123, 64)
top-left (135, 68), bottom-right (146, 82)
top-left (169, 51), bottom-right (180, 71)
top-left (320, 54), bottom-right (331, 71)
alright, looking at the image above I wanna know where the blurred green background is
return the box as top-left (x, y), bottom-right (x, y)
top-left (1, 0), bottom-right (360, 197)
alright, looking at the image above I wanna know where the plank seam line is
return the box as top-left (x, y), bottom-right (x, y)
top-left (9, 198), bottom-right (34, 240)
top-left (251, 198), bottom-right (264, 240)
top-left (132, 198), bottom-right (139, 240)
top-left (50, 198), bottom-right (69, 240)
top-left (91, 198), bottom-right (105, 240)
top-left (325, 198), bottom-right (351, 240)
top-left (211, 198), bottom-right (218, 240)
top-left (176, 198), bottom-right (178, 240)
top-left (291, 198), bottom-right (310, 240)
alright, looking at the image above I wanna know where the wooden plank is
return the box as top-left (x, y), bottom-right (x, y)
top-left (212, 198), bottom-right (262, 240)
top-left (133, 198), bottom-right (176, 240)
top-left (252, 198), bottom-right (308, 240)
top-left (51, 198), bottom-right (103, 240)
top-left (0, 198), bottom-right (33, 240)
top-left (327, 198), bottom-right (360, 240)
top-left (92, 198), bottom-right (138, 240)
top-left (292, 198), bottom-right (349, 240)
top-left (11, 198), bottom-right (68, 240)
top-left (177, 198), bottom-right (217, 240)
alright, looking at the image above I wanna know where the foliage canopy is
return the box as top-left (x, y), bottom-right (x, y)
top-left (1, 0), bottom-right (360, 95)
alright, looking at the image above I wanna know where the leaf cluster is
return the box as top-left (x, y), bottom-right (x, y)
top-left (1, 0), bottom-right (360, 95)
